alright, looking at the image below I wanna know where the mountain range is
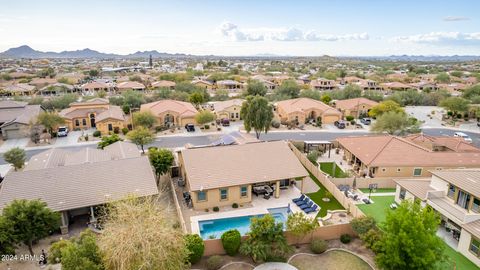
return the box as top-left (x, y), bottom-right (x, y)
top-left (0, 45), bottom-right (188, 59)
top-left (1, 45), bottom-right (480, 61)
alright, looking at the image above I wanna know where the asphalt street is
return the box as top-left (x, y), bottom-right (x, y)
top-left (1, 128), bottom-right (479, 165)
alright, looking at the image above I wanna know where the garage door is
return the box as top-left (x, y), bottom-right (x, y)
top-left (4, 129), bottom-right (23, 139)
top-left (322, 115), bottom-right (340, 124)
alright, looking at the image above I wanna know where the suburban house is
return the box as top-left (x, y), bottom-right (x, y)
top-left (152, 80), bottom-right (176, 90)
top-left (410, 81), bottom-right (439, 91)
top-left (1, 83), bottom-right (36, 96)
top-left (116, 81), bottom-right (146, 92)
top-left (81, 81), bottom-right (115, 94)
top-left (337, 134), bottom-right (480, 178)
top-left (213, 99), bottom-right (244, 121)
top-left (275, 97), bottom-right (342, 124)
top-left (191, 79), bottom-right (214, 90)
top-left (59, 98), bottom-right (127, 134)
top-left (394, 169), bottom-right (480, 267)
top-left (178, 141), bottom-right (308, 210)
top-left (0, 141), bottom-right (158, 234)
top-left (216, 80), bottom-right (244, 96)
top-left (0, 100), bottom-right (44, 139)
top-left (333, 97), bottom-right (379, 118)
top-left (140, 99), bottom-right (198, 127)
top-left (355, 79), bottom-right (383, 91)
top-left (38, 83), bottom-right (77, 96)
top-left (381, 82), bottom-right (412, 91)
top-left (310, 78), bottom-right (336, 90)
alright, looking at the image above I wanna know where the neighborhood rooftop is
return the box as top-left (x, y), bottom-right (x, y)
top-left (181, 140), bottom-right (308, 191)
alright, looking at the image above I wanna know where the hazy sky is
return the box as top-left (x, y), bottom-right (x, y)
top-left (1, 0), bottom-right (479, 56)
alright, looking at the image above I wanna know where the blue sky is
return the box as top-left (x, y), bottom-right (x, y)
top-left (1, 0), bottom-right (479, 56)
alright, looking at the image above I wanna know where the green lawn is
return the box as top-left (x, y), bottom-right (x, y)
top-left (358, 196), bottom-right (479, 270)
top-left (319, 162), bottom-right (348, 178)
top-left (305, 170), bottom-right (344, 218)
top-left (357, 196), bottom-right (395, 224)
top-left (359, 188), bottom-right (396, 194)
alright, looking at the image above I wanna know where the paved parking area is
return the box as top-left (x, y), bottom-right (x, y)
top-left (54, 130), bottom-right (83, 147)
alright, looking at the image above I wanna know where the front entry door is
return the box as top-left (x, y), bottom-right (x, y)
top-left (90, 114), bottom-right (96, 128)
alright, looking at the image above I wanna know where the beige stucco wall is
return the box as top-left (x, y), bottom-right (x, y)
top-left (2, 123), bottom-right (30, 139)
top-left (96, 119), bottom-right (125, 134)
top-left (216, 105), bottom-right (242, 120)
top-left (374, 166), bottom-right (475, 178)
top-left (192, 185), bottom-right (252, 210)
top-left (458, 230), bottom-right (480, 267)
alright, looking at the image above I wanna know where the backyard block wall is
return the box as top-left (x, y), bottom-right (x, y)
top-left (330, 177), bottom-right (398, 189)
top-left (287, 142), bottom-right (366, 219)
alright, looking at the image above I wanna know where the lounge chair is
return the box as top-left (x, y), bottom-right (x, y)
top-left (300, 201), bottom-right (313, 210)
top-left (304, 204), bottom-right (319, 214)
top-left (292, 194), bottom-right (305, 203)
top-left (295, 198), bottom-right (309, 206)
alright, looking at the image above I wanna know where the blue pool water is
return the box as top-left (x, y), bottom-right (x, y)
top-left (199, 207), bottom-right (290, 239)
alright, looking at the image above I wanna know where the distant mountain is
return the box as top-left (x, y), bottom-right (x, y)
top-left (0, 45), bottom-right (185, 59)
top-left (347, 55), bottom-right (480, 62)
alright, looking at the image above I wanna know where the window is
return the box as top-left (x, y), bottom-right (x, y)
top-left (197, 191), bottom-right (207, 202)
top-left (236, 113), bottom-right (239, 118)
top-left (220, 188), bottom-right (228, 200)
top-left (230, 113), bottom-right (235, 119)
top-left (413, 168), bottom-right (422, 176)
top-left (399, 188), bottom-right (406, 200)
top-left (108, 123), bottom-right (113, 131)
top-left (82, 119), bottom-right (87, 125)
top-left (447, 184), bottom-right (456, 199)
top-left (75, 119), bottom-right (80, 126)
top-left (240, 186), bottom-right (248, 197)
top-left (396, 168), bottom-right (401, 172)
top-left (472, 198), bottom-right (480, 213)
top-left (381, 168), bottom-right (386, 172)
top-left (470, 237), bottom-right (480, 257)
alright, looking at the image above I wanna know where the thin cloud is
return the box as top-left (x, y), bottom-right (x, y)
top-left (391, 32), bottom-right (480, 45)
top-left (218, 21), bottom-right (369, 42)
top-left (443, 16), bottom-right (470, 22)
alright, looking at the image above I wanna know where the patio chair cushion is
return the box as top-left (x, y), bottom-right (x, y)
top-left (300, 201), bottom-right (313, 209)
top-left (292, 194), bottom-right (305, 203)
top-left (295, 198), bottom-right (309, 206)
top-left (304, 204), bottom-right (319, 214)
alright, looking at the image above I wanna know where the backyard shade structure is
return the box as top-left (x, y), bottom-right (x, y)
top-left (0, 142), bottom-right (158, 233)
top-left (180, 140), bottom-right (308, 192)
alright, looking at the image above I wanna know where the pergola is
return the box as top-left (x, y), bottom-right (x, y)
top-left (303, 140), bottom-right (333, 158)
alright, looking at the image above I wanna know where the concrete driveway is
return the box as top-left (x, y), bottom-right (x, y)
top-left (55, 130), bottom-right (83, 147)
top-left (0, 137), bottom-right (29, 153)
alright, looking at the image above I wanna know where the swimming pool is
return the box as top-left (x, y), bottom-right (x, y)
top-left (199, 206), bottom-right (290, 239)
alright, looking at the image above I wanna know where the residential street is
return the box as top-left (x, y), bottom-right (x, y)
top-left (0, 127), bottom-right (479, 166)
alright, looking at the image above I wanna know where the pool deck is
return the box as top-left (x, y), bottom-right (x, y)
top-left (190, 186), bottom-right (318, 235)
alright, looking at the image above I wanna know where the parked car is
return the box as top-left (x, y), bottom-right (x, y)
top-left (360, 118), bottom-right (372, 125)
top-left (185, 124), bottom-right (195, 132)
top-left (57, 126), bottom-right (68, 137)
top-left (334, 120), bottom-right (346, 129)
top-left (221, 118), bottom-right (230, 127)
top-left (453, 132), bottom-right (472, 143)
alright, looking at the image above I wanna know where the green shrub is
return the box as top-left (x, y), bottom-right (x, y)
top-left (184, 234), bottom-right (204, 264)
top-left (345, 115), bottom-right (354, 121)
top-left (361, 228), bottom-right (383, 253)
top-left (93, 130), bottom-right (101, 137)
top-left (310, 238), bottom-right (328, 254)
top-left (48, 239), bottom-right (69, 263)
top-left (307, 150), bottom-right (319, 164)
top-left (121, 127), bottom-right (129, 135)
top-left (221, 229), bottom-right (241, 256)
top-left (204, 124), bottom-right (210, 129)
top-left (350, 120), bottom-right (356, 125)
top-left (340, 234), bottom-right (351, 244)
top-left (206, 255), bottom-right (223, 270)
top-left (155, 125), bottom-right (168, 132)
top-left (232, 203), bottom-right (238, 208)
top-left (213, 206), bottom-right (219, 212)
top-left (291, 141), bottom-right (304, 151)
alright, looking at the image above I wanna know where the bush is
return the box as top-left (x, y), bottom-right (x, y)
top-left (221, 229), bottom-right (241, 256)
top-left (121, 127), bottom-right (129, 135)
top-left (345, 115), bottom-right (354, 121)
top-left (310, 238), bottom-right (328, 254)
top-left (340, 234), bottom-right (351, 244)
top-left (204, 124), bottom-right (210, 129)
top-left (48, 239), bottom-right (69, 263)
top-left (291, 141), bottom-right (304, 151)
top-left (361, 228), bottom-right (383, 253)
top-left (206, 255), bottom-right (223, 270)
top-left (184, 234), bottom-right (204, 264)
top-left (351, 216), bottom-right (377, 236)
top-left (307, 150), bottom-right (319, 164)
top-left (232, 203), bottom-right (238, 208)
top-left (155, 126), bottom-right (168, 132)
top-left (271, 120), bottom-right (281, 128)
top-left (213, 206), bottom-right (219, 212)
top-left (93, 130), bottom-right (101, 137)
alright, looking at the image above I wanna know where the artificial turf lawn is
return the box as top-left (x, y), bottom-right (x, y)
top-left (305, 170), bottom-right (344, 218)
top-left (359, 188), bottom-right (397, 193)
top-left (357, 196), bottom-right (479, 269)
top-left (319, 162), bottom-right (348, 178)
